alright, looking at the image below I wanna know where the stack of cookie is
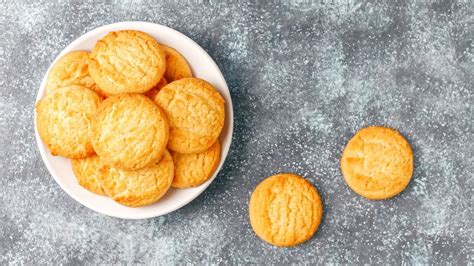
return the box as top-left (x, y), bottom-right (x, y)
top-left (36, 30), bottom-right (225, 207)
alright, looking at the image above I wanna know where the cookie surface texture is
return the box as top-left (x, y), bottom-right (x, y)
top-left (36, 85), bottom-right (102, 158)
top-left (91, 94), bottom-right (169, 170)
top-left (145, 77), bottom-right (167, 100)
top-left (249, 173), bottom-right (323, 247)
top-left (159, 44), bottom-right (192, 82)
top-left (71, 155), bottom-right (106, 196)
top-left (154, 78), bottom-right (225, 154)
top-left (45, 51), bottom-right (101, 95)
top-left (340, 126), bottom-right (413, 200)
top-left (171, 141), bottom-right (220, 188)
top-left (98, 150), bottom-right (174, 207)
top-left (89, 30), bottom-right (166, 95)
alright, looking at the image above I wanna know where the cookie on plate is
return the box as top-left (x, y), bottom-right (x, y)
top-left (340, 126), bottom-right (413, 200)
top-left (159, 44), bottom-right (192, 82)
top-left (249, 173), bottom-right (323, 247)
top-left (91, 94), bottom-right (169, 170)
top-left (71, 155), bottom-right (106, 196)
top-left (171, 141), bottom-right (220, 188)
top-left (98, 150), bottom-right (174, 207)
top-left (45, 51), bottom-right (102, 95)
top-left (145, 77), bottom-right (167, 100)
top-left (36, 85), bottom-right (102, 158)
top-left (154, 78), bottom-right (225, 154)
top-left (89, 30), bottom-right (166, 95)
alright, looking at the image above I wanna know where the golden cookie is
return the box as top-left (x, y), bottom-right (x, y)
top-left (159, 44), bottom-right (192, 81)
top-left (91, 94), bottom-right (169, 170)
top-left (155, 78), bottom-right (225, 154)
top-left (98, 150), bottom-right (174, 207)
top-left (145, 77), bottom-right (167, 100)
top-left (249, 173), bottom-right (323, 247)
top-left (89, 30), bottom-right (166, 95)
top-left (36, 85), bottom-right (102, 158)
top-left (71, 155), bottom-right (106, 196)
top-left (171, 141), bottom-right (220, 188)
top-left (340, 126), bottom-right (413, 200)
top-left (45, 51), bottom-right (103, 95)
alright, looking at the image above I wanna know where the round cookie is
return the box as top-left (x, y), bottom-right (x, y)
top-left (45, 51), bottom-right (103, 95)
top-left (89, 30), bottom-right (166, 95)
top-left (340, 126), bottom-right (413, 200)
top-left (159, 44), bottom-right (193, 82)
top-left (249, 173), bottom-right (323, 247)
top-left (71, 155), bottom-right (106, 196)
top-left (154, 78), bottom-right (225, 154)
top-left (91, 94), bottom-right (169, 170)
top-left (36, 85), bottom-right (102, 158)
top-left (171, 141), bottom-right (220, 188)
top-left (145, 77), bottom-right (167, 100)
top-left (97, 150), bottom-right (174, 207)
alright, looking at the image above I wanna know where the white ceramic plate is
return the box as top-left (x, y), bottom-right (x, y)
top-left (34, 22), bottom-right (233, 219)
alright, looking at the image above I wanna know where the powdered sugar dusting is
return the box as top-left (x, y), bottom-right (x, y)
top-left (1, 1), bottom-right (473, 264)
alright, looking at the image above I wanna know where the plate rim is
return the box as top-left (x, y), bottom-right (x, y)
top-left (34, 21), bottom-right (234, 219)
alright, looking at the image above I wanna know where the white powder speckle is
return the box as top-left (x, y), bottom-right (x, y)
top-left (1, 1), bottom-right (473, 264)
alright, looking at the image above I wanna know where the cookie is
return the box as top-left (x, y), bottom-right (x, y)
top-left (98, 150), bottom-right (174, 207)
top-left (159, 44), bottom-right (192, 81)
top-left (91, 94), bottom-right (169, 170)
top-left (249, 173), bottom-right (323, 247)
top-left (154, 78), bottom-right (225, 154)
top-left (36, 85), bottom-right (102, 158)
top-left (145, 77), bottom-right (167, 100)
top-left (89, 30), bottom-right (166, 95)
top-left (171, 141), bottom-right (220, 188)
top-left (340, 126), bottom-right (413, 200)
top-left (45, 51), bottom-right (103, 95)
top-left (71, 155), bottom-right (106, 196)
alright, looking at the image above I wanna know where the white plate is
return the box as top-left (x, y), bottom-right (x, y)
top-left (34, 22), bottom-right (233, 219)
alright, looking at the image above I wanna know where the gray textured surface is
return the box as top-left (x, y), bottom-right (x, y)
top-left (1, 1), bottom-right (473, 264)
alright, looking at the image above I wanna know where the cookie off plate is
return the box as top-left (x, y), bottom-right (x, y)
top-left (34, 21), bottom-right (233, 219)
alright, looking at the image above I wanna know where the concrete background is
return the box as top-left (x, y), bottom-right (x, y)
top-left (1, 1), bottom-right (473, 264)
